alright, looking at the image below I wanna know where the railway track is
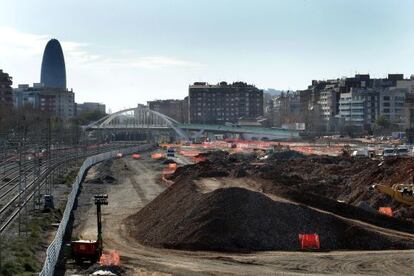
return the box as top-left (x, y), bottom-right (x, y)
top-left (0, 143), bottom-right (138, 234)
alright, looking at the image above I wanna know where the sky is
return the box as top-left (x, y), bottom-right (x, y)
top-left (1, 0), bottom-right (414, 112)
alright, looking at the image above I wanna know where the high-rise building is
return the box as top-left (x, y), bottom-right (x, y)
top-left (14, 39), bottom-right (75, 119)
top-left (188, 81), bottom-right (263, 124)
top-left (41, 39), bottom-right (66, 89)
top-left (0, 70), bottom-right (13, 109)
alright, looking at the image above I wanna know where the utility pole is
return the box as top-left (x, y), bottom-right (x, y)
top-left (47, 117), bottom-right (51, 171)
top-left (94, 194), bottom-right (108, 257)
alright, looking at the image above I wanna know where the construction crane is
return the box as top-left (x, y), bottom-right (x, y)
top-left (371, 184), bottom-right (414, 206)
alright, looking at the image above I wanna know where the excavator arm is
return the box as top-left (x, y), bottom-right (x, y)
top-left (371, 184), bottom-right (414, 206)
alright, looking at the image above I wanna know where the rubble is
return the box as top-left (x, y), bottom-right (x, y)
top-left (84, 160), bottom-right (116, 184)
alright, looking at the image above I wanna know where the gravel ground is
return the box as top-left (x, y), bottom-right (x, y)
top-left (64, 153), bottom-right (414, 276)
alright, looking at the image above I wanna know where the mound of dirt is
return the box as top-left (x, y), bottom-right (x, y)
top-left (84, 160), bottom-right (116, 184)
top-left (125, 178), bottom-right (414, 252)
top-left (167, 150), bottom-right (414, 222)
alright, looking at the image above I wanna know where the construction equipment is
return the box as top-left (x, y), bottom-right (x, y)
top-left (71, 194), bottom-right (108, 264)
top-left (371, 184), bottom-right (414, 205)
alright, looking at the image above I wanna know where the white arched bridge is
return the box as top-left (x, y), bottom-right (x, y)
top-left (85, 106), bottom-right (302, 140)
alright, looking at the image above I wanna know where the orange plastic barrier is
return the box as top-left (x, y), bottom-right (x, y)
top-left (151, 153), bottom-right (164, 159)
top-left (379, 207), bottom-right (393, 217)
top-left (99, 250), bottom-right (120, 266)
top-left (116, 153), bottom-right (123, 158)
top-left (132, 153), bottom-right (141, 159)
top-left (298, 234), bottom-right (320, 250)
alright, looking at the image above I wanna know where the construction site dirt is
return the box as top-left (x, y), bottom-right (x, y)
top-left (65, 151), bottom-right (414, 275)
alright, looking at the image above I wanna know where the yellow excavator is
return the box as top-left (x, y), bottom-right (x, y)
top-left (371, 183), bottom-right (414, 206)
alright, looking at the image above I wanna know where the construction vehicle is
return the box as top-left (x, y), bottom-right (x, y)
top-left (71, 194), bottom-right (108, 264)
top-left (371, 184), bottom-right (414, 205)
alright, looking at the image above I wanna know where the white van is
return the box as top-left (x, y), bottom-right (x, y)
top-left (351, 149), bottom-right (375, 158)
top-left (396, 147), bottom-right (409, 156)
top-left (382, 148), bottom-right (396, 157)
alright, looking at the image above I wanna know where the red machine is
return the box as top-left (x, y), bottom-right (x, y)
top-left (71, 194), bottom-right (108, 264)
top-left (71, 240), bottom-right (100, 264)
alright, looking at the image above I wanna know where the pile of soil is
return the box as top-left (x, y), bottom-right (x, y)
top-left (257, 155), bottom-right (414, 221)
top-left (126, 150), bottom-right (414, 252)
top-left (126, 178), bottom-right (414, 252)
top-left (167, 152), bottom-right (414, 222)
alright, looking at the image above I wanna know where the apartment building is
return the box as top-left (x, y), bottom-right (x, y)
top-left (13, 83), bottom-right (75, 119)
top-left (147, 99), bottom-right (186, 123)
top-left (339, 88), bottom-right (379, 127)
top-left (0, 70), bottom-right (13, 110)
top-left (188, 81), bottom-right (263, 124)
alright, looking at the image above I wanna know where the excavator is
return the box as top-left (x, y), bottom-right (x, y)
top-left (371, 183), bottom-right (414, 206)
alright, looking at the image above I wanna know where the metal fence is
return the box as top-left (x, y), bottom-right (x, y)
top-left (39, 144), bottom-right (152, 276)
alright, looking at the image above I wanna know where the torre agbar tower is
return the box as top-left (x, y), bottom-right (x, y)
top-left (40, 39), bottom-right (66, 89)
top-left (14, 38), bottom-right (75, 119)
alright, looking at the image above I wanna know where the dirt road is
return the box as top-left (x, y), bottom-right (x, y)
top-left (66, 156), bottom-right (414, 275)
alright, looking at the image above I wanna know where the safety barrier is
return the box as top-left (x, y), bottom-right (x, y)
top-left (299, 233), bottom-right (320, 250)
top-left (132, 153), bottom-right (141, 159)
top-left (39, 144), bottom-right (152, 276)
top-left (151, 152), bottom-right (164, 159)
top-left (379, 207), bottom-right (393, 217)
top-left (99, 250), bottom-right (120, 266)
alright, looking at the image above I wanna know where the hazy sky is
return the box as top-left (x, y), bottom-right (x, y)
top-left (1, 0), bottom-right (414, 112)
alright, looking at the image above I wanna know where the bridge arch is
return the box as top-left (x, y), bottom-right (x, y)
top-left (85, 106), bottom-right (188, 139)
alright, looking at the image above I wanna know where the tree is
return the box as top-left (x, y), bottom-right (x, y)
top-left (375, 115), bottom-right (391, 129)
top-left (74, 110), bottom-right (106, 125)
